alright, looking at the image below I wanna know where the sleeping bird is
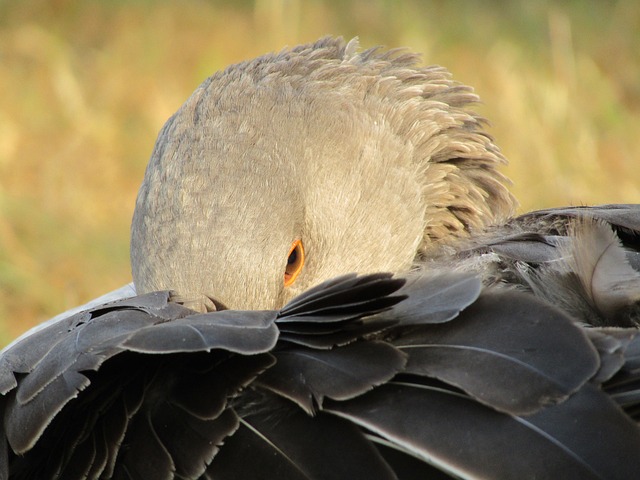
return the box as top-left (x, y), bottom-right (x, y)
top-left (1, 36), bottom-right (640, 480)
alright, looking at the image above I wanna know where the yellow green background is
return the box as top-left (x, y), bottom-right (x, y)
top-left (1, 0), bottom-right (638, 343)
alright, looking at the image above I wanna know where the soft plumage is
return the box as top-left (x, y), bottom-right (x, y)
top-left (131, 36), bottom-right (514, 312)
top-left (1, 37), bottom-right (639, 480)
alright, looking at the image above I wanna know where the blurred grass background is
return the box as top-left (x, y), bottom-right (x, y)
top-left (0, 0), bottom-right (638, 344)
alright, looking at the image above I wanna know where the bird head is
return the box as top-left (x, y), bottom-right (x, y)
top-left (130, 37), bottom-right (516, 311)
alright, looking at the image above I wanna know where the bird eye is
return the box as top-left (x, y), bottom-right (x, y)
top-left (284, 239), bottom-right (305, 287)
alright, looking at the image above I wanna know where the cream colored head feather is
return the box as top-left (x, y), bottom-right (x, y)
top-left (131, 37), bottom-right (516, 311)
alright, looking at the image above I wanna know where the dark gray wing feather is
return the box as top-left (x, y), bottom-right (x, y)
top-left (372, 272), bottom-right (482, 325)
top-left (326, 381), bottom-right (640, 480)
top-left (0, 291), bottom-right (184, 396)
top-left (3, 307), bottom-right (277, 456)
top-left (514, 204), bottom-right (640, 234)
top-left (256, 341), bottom-right (406, 413)
top-left (208, 397), bottom-right (398, 480)
top-left (279, 273), bottom-right (405, 319)
top-left (1, 291), bottom-right (280, 478)
top-left (277, 272), bottom-right (406, 349)
top-left (122, 310), bottom-right (278, 354)
top-left (523, 383), bottom-right (640, 480)
top-left (395, 291), bottom-right (599, 415)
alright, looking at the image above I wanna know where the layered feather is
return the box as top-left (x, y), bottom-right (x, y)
top-left (2, 261), bottom-right (640, 479)
top-left (455, 204), bottom-right (640, 327)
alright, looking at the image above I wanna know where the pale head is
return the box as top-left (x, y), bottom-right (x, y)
top-left (131, 37), bottom-right (515, 311)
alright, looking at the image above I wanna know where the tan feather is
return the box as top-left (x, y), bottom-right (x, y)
top-left (560, 219), bottom-right (640, 321)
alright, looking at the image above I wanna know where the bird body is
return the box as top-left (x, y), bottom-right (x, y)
top-left (1, 37), bottom-right (639, 479)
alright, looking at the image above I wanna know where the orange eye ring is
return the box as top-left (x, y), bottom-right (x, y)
top-left (284, 239), bottom-right (305, 287)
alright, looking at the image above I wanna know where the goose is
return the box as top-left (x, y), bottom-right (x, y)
top-left (1, 36), bottom-right (640, 480)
